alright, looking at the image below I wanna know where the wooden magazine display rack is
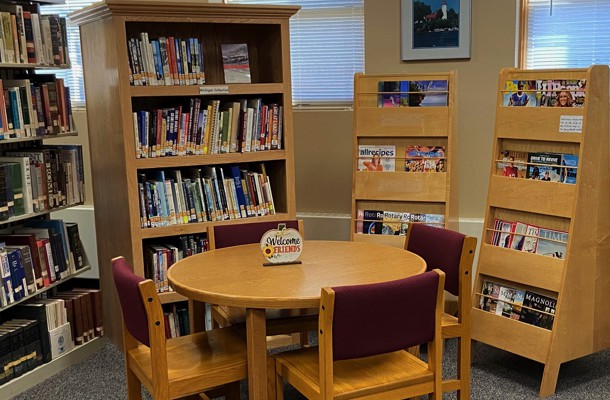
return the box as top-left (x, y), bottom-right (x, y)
top-left (350, 72), bottom-right (458, 248)
top-left (471, 65), bottom-right (610, 397)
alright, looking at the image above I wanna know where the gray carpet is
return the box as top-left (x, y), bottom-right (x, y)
top-left (9, 337), bottom-right (610, 399)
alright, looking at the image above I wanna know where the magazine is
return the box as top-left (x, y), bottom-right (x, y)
top-left (377, 81), bottom-right (409, 107)
top-left (480, 280), bottom-right (495, 311)
top-left (522, 224), bottom-right (540, 253)
top-left (496, 149), bottom-right (528, 178)
top-left (362, 210), bottom-right (383, 234)
top-left (535, 228), bottom-right (568, 259)
top-left (221, 43), bottom-right (251, 83)
top-left (404, 145), bottom-right (445, 172)
top-left (409, 80), bottom-right (448, 107)
top-left (496, 219), bottom-right (514, 249)
top-left (496, 285), bottom-right (517, 318)
top-left (536, 79), bottom-right (586, 107)
top-left (357, 145), bottom-right (396, 172)
top-left (511, 289), bottom-right (525, 320)
top-left (526, 152), bottom-right (562, 182)
top-left (510, 221), bottom-right (529, 251)
top-left (381, 211), bottom-right (409, 235)
top-left (519, 291), bottom-right (557, 330)
top-left (560, 154), bottom-right (579, 184)
top-left (503, 80), bottom-right (536, 107)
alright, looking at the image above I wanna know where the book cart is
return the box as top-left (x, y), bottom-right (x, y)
top-left (351, 72), bottom-right (459, 248)
top-left (0, 1), bottom-right (102, 397)
top-left (71, 1), bottom-right (299, 347)
top-left (471, 65), bottom-right (610, 397)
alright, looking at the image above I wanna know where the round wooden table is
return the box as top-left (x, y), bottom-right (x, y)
top-left (168, 240), bottom-right (426, 400)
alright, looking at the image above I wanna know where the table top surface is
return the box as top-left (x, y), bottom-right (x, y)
top-left (167, 240), bottom-right (427, 308)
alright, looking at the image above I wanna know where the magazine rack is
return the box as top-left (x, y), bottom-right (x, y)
top-left (350, 72), bottom-right (458, 248)
top-left (471, 65), bottom-right (610, 397)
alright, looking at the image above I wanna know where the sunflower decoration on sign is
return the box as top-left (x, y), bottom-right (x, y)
top-left (260, 223), bottom-right (303, 265)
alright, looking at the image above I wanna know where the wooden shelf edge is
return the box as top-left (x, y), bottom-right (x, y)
top-left (0, 337), bottom-right (105, 399)
top-left (135, 150), bottom-right (287, 169)
top-left (0, 63), bottom-right (71, 70)
top-left (130, 83), bottom-right (286, 97)
top-left (0, 202), bottom-right (85, 226)
top-left (159, 291), bottom-right (187, 304)
top-left (0, 131), bottom-right (79, 144)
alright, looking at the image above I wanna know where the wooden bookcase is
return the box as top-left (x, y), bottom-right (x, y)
top-left (351, 72), bottom-right (459, 248)
top-left (471, 65), bottom-right (610, 397)
top-left (70, 1), bottom-right (299, 346)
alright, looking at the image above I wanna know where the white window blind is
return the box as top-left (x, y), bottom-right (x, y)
top-left (227, 0), bottom-right (364, 107)
top-left (41, 0), bottom-right (95, 108)
top-left (524, 0), bottom-right (610, 69)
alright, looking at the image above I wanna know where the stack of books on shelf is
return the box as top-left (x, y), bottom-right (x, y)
top-left (357, 145), bottom-right (445, 173)
top-left (133, 98), bottom-right (283, 158)
top-left (138, 164), bottom-right (275, 228)
top-left (144, 233), bottom-right (208, 293)
top-left (127, 33), bottom-right (205, 86)
top-left (0, 145), bottom-right (85, 218)
top-left (356, 209), bottom-right (445, 236)
top-left (162, 302), bottom-right (189, 339)
top-left (496, 149), bottom-right (578, 183)
top-left (478, 280), bottom-right (556, 330)
top-left (0, 4), bottom-right (69, 66)
top-left (502, 79), bottom-right (586, 107)
top-left (378, 79), bottom-right (449, 107)
top-left (491, 218), bottom-right (568, 259)
top-left (0, 219), bottom-right (88, 308)
top-left (0, 75), bottom-right (75, 139)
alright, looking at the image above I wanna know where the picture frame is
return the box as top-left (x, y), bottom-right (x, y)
top-left (401, 0), bottom-right (471, 61)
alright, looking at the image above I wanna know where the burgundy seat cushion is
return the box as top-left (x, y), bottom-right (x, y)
top-left (213, 220), bottom-right (300, 249)
top-left (406, 224), bottom-right (465, 296)
top-left (331, 271), bottom-right (440, 361)
top-left (112, 257), bottom-right (150, 346)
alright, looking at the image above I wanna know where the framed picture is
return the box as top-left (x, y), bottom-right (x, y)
top-left (401, 0), bottom-right (471, 61)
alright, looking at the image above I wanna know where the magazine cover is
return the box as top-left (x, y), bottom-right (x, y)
top-left (358, 145), bottom-right (396, 172)
top-left (496, 149), bottom-right (528, 178)
top-left (526, 152), bottom-right (562, 182)
top-left (519, 291), bottom-right (557, 329)
top-left (355, 209), bottom-right (364, 234)
top-left (480, 280), bottom-right (494, 311)
top-left (522, 224), bottom-right (540, 253)
top-left (362, 209), bottom-right (383, 234)
top-left (511, 289), bottom-right (525, 320)
top-left (535, 228), bottom-right (569, 259)
top-left (408, 80), bottom-right (448, 107)
top-left (503, 80), bottom-right (536, 107)
top-left (378, 81), bottom-right (400, 108)
top-left (491, 218), bottom-right (502, 246)
top-left (560, 154), bottom-right (579, 184)
top-left (221, 43), bottom-right (251, 83)
top-left (404, 145), bottom-right (445, 172)
top-left (381, 211), bottom-right (409, 235)
top-left (497, 220), bottom-right (514, 249)
top-left (496, 285), bottom-right (517, 318)
top-left (536, 79), bottom-right (586, 108)
top-left (510, 221), bottom-right (529, 251)
top-left (424, 213), bottom-right (445, 227)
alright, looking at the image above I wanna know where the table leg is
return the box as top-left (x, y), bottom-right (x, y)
top-left (246, 308), bottom-right (267, 400)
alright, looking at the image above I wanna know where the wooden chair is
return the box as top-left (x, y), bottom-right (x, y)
top-left (404, 223), bottom-right (477, 399)
top-left (111, 256), bottom-right (248, 400)
top-left (207, 220), bottom-right (318, 346)
top-left (274, 269), bottom-right (445, 400)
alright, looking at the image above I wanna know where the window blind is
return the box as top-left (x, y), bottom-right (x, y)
top-left (524, 0), bottom-right (610, 69)
top-left (227, 0), bottom-right (364, 107)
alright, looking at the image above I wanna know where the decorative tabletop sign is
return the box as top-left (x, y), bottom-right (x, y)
top-left (260, 223), bottom-right (303, 266)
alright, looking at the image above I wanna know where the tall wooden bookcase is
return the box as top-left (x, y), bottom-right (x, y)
top-left (71, 1), bottom-right (299, 346)
top-left (471, 65), bottom-right (610, 397)
top-left (351, 72), bottom-right (459, 248)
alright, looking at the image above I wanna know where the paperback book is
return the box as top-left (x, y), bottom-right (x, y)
top-left (221, 43), bottom-right (251, 84)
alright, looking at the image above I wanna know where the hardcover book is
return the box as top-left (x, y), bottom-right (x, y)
top-left (357, 145), bottom-right (395, 172)
top-left (221, 43), bottom-right (251, 84)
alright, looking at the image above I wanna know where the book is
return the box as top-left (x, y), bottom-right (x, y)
top-left (408, 80), bottom-right (448, 106)
top-left (404, 146), bottom-right (445, 172)
top-left (503, 80), bottom-right (536, 107)
top-left (526, 152), bottom-right (562, 182)
top-left (535, 228), bottom-right (568, 259)
top-left (496, 149), bottom-right (528, 178)
top-left (357, 145), bottom-right (395, 172)
top-left (220, 43), bottom-right (251, 84)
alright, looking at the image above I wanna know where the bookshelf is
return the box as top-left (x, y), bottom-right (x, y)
top-left (471, 65), bottom-right (610, 397)
top-left (70, 1), bottom-right (299, 346)
top-left (0, 0), bottom-right (96, 394)
top-left (351, 72), bottom-right (458, 248)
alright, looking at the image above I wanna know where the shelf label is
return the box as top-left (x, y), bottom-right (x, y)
top-left (559, 115), bottom-right (583, 133)
top-left (199, 85), bottom-right (229, 95)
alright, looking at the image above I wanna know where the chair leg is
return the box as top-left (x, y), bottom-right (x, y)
top-left (126, 366), bottom-right (142, 400)
top-left (457, 336), bottom-right (471, 400)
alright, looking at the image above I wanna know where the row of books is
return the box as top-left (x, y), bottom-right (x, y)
top-left (503, 79), bottom-right (587, 107)
top-left (162, 302), bottom-right (190, 339)
top-left (377, 79), bottom-right (449, 107)
top-left (356, 209), bottom-right (445, 236)
top-left (357, 145), bottom-right (445, 172)
top-left (0, 4), bottom-right (69, 66)
top-left (0, 289), bottom-right (102, 384)
top-left (0, 219), bottom-right (88, 308)
top-left (492, 218), bottom-right (568, 259)
top-left (138, 164), bottom-right (275, 229)
top-left (0, 145), bottom-right (85, 219)
top-left (0, 76), bottom-right (74, 138)
top-left (128, 34), bottom-right (205, 86)
top-left (479, 280), bottom-right (557, 330)
top-left (496, 150), bottom-right (578, 184)
top-left (144, 234), bottom-right (209, 293)
top-left (134, 98), bottom-right (283, 158)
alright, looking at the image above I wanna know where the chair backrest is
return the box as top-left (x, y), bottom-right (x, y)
top-left (208, 220), bottom-right (303, 249)
top-left (326, 270), bottom-right (444, 361)
top-left (111, 256), bottom-right (152, 346)
top-left (405, 223), bottom-right (475, 297)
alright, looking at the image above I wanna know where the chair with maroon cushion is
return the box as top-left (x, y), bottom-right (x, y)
top-left (112, 256), bottom-right (248, 400)
top-left (404, 222), bottom-right (477, 399)
top-left (207, 220), bottom-right (318, 346)
top-left (274, 269), bottom-right (445, 400)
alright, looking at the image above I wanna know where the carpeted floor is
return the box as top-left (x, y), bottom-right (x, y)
top-left (9, 337), bottom-right (610, 399)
